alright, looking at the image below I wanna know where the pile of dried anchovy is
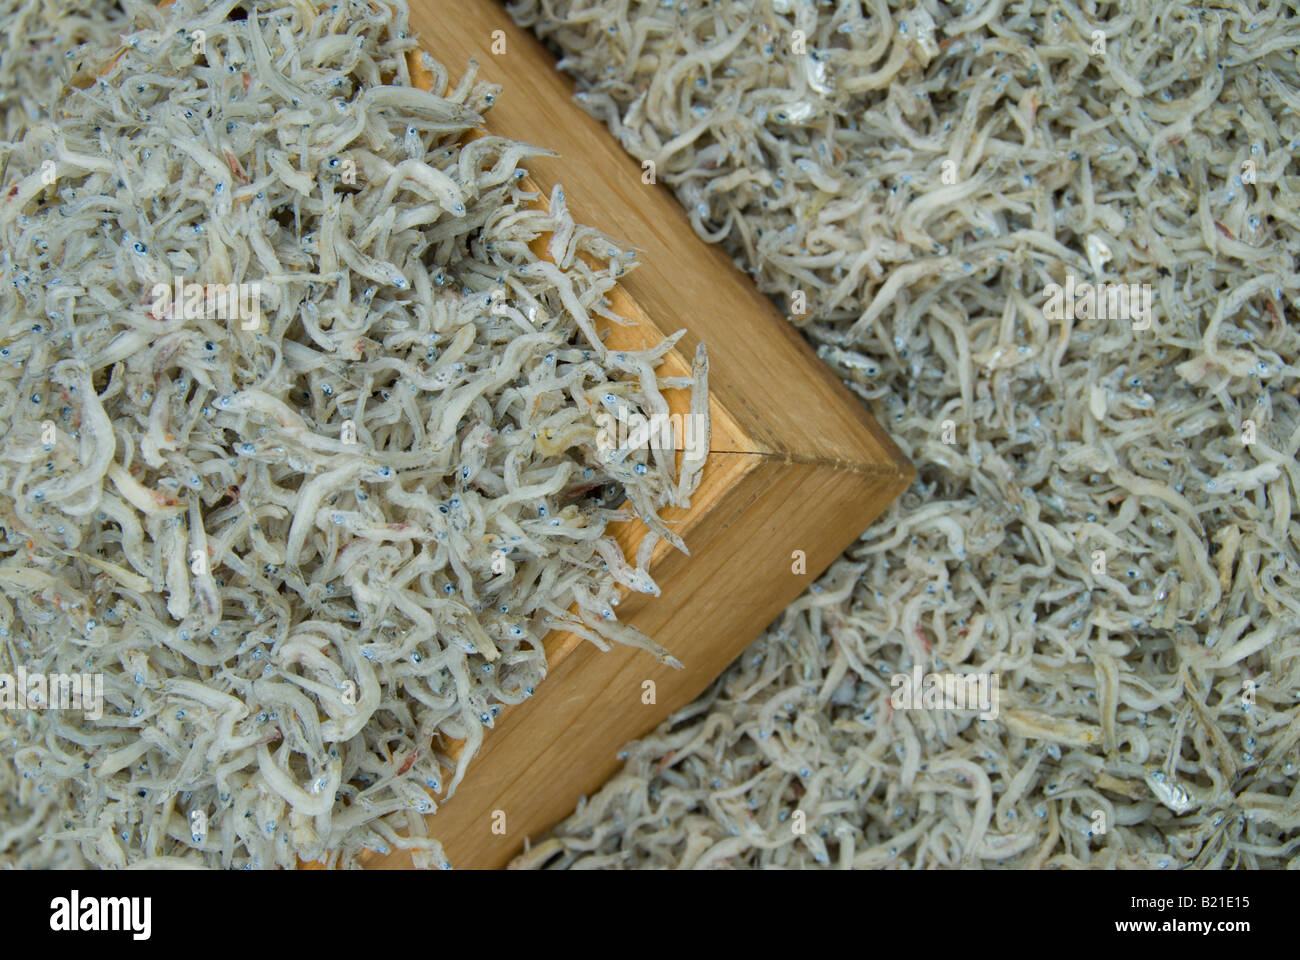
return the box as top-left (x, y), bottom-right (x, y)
top-left (508, 0), bottom-right (1300, 868)
top-left (0, 0), bottom-right (704, 868)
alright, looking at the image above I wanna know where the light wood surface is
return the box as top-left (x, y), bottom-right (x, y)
top-left (341, 0), bottom-right (914, 868)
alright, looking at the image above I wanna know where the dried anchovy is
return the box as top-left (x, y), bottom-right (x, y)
top-left (509, 0), bottom-right (1300, 869)
top-left (0, 0), bottom-right (706, 869)
top-left (0, 0), bottom-right (131, 139)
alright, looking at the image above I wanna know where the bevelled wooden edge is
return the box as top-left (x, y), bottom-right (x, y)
top-left (352, 0), bottom-right (916, 869)
top-left (111, 0), bottom-right (911, 873)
